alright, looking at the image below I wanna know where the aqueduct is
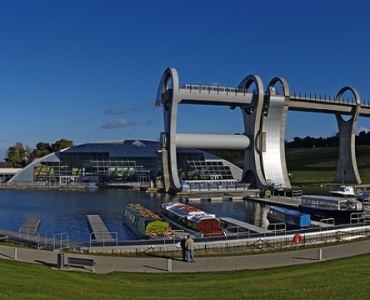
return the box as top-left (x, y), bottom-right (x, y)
top-left (156, 68), bottom-right (366, 193)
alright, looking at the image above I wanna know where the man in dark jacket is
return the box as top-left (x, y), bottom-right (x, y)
top-left (180, 236), bottom-right (187, 261)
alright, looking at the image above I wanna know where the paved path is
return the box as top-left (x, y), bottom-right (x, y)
top-left (1, 239), bottom-right (370, 274)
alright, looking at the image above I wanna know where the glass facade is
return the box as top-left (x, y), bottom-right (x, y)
top-left (9, 140), bottom-right (239, 187)
top-left (185, 160), bottom-right (234, 180)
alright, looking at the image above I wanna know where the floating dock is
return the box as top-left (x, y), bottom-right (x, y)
top-left (220, 217), bottom-right (270, 234)
top-left (87, 215), bottom-right (114, 243)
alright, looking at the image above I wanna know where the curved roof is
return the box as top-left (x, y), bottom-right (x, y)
top-left (9, 139), bottom-right (233, 183)
top-left (61, 139), bottom-right (219, 158)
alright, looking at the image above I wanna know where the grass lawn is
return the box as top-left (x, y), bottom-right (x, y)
top-left (211, 145), bottom-right (370, 188)
top-left (287, 145), bottom-right (370, 187)
top-left (1, 253), bottom-right (370, 299)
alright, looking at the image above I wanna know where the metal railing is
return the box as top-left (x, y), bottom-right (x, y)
top-left (53, 232), bottom-right (69, 250)
top-left (350, 213), bottom-right (367, 224)
top-left (36, 232), bottom-right (69, 250)
top-left (179, 84), bottom-right (248, 96)
top-left (224, 226), bottom-right (251, 239)
top-left (267, 223), bottom-right (287, 235)
top-left (89, 231), bottom-right (118, 247)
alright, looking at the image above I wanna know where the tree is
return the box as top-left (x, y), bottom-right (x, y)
top-left (29, 142), bottom-right (51, 159)
top-left (6, 139), bottom-right (75, 163)
top-left (51, 138), bottom-right (74, 152)
top-left (5, 142), bottom-right (27, 167)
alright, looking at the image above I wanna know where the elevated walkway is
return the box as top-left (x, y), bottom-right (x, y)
top-left (177, 84), bottom-right (253, 106)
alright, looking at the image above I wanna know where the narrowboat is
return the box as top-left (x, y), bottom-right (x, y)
top-left (123, 203), bottom-right (172, 239)
top-left (299, 195), bottom-right (364, 223)
top-left (267, 206), bottom-right (311, 229)
top-left (160, 202), bottom-right (225, 237)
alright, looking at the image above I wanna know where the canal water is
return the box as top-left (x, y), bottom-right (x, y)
top-left (0, 189), bottom-right (270, 242)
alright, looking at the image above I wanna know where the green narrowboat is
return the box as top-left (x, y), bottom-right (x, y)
top-left (123, 203), bottom-right (172, 239)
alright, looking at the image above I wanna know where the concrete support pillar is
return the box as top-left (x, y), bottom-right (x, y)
top-left (239, 75), bottom-right (266, 189)
top-left (156, 68), bottom-right (182, 193)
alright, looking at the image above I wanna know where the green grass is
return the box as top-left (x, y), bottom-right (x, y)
top-left (210, 145), bottom-right (370, 188)
top-left (286, 145), bottom-right (370, 187)
top-left (2, 253), bottom-right (370, 299)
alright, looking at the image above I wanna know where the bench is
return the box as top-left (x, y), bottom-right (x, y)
top-left (67, 257), bottom-right (95, 272)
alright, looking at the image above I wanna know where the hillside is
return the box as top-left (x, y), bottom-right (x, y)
top-left (207, 146), bottom-right (370, 187)
top-left (286, 145), bottom-right (370, 186)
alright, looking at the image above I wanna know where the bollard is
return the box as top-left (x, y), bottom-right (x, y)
top-left (318, 248), bottom-right (322, 260)
top-left (14, 248), bottom-right (17, 260)
top-left (57, 253), bottom-right (65, 269)
top-left (167, 258), bottom-right (172, 272)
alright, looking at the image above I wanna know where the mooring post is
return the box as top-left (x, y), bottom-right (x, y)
top-left (167, 258), bottom-right (172, 272)
top-left (318, 248), bottom-right (322, 260)
top-left (14, 248), bottom-right (17, 260)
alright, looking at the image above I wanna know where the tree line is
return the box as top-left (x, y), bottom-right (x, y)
top-left (285, 130), bottom-right (370, 149)
top-left (1, 138), bottom-right (74, 168)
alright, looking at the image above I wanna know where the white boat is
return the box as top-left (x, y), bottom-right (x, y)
top-left (299, 195), bottom-right (364, 223)
top-left (329, 185), bottom-right (356, 197)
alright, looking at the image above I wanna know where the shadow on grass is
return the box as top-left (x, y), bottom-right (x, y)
top-left (35, 259), bottom-right (57, 268)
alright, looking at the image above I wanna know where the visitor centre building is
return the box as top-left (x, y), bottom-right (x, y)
top-left (7, 140), bottom-right (242, 190)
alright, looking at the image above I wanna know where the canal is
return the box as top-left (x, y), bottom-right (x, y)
top-left (0, 189), bottom-right (271, 242)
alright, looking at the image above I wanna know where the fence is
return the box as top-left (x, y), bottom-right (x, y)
top-left (79, 222), bottom-right (370, 255)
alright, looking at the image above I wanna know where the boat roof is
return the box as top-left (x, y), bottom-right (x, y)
top-left (302, 195), bottom-right (360, 203)
top-left (269, 206), bottom-right (309, 217)
top-left (125, 203), bottom-right (161, 220)
top-left (161, 202), bottom-right (217, 219)
top-left (331, 185), bottom-right (354, 190)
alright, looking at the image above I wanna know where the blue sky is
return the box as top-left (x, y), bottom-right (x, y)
top-left (1, 0), bottom-right (370, 160)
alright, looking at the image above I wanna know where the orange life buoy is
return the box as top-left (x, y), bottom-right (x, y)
top-left (149, 229), bottom-right (158, 239)
top-left (293, 233), bottom-right (303, 244)
top-left (164, 228), bottom-right (173, 238)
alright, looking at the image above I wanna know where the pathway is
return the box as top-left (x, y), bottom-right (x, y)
top-left (0, 238), bottom-right (369, 274)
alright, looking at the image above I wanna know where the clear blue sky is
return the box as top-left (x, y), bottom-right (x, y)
top-left (1, 0), bottom-right (370, 160)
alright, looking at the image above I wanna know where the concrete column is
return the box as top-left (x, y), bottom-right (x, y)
top-left (156, 68), bottom-right (182, 192)
top-left (240, 75), bottom-right (266, 189)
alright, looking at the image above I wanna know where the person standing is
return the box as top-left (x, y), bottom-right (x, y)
top-left (180, 236), bottom-right (187, 261)
top-left (185, 235), bottom-right (195, 262)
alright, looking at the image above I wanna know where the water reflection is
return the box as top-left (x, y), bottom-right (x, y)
top-left (243, 201), bottom-right (270, 228)
top-left (0, 189), bottom-right (269, 242)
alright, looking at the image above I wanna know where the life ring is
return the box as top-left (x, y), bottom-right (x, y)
top-left (164, 228), bottom-right (173, 238)
top-left (293, 233), bottom-right (303, 244)
top-left (149, 229), bottom-right (158, 239)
